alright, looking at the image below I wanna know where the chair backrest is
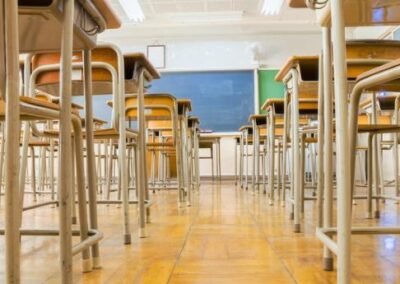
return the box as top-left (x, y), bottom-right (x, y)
top-left (125, 93), bottom-right (177, 122)
top-left (32, 47), bottom-right (119, 89)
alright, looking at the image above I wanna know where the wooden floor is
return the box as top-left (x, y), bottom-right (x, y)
top-left (2, 180), bottom-right (400, 283)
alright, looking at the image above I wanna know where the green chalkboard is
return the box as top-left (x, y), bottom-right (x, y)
top-left (258, 69), bottom-right (285, 114)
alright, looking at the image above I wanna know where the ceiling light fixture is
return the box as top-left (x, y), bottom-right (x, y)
top-left (261, 0), bottom-right (284, 15)
top-left (119, 0), bottom-right (145, 22)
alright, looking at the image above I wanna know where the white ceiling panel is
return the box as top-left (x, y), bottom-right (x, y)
top-left (106, 0), bottom-right (319, 39)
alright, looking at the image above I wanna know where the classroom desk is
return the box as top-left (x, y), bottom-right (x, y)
top-left (177, 99), bottom-right (193, 206)
top-left (304, 1), bottom-right (400, 282)
top-left (248, 115), bottom-right (266, 195)
top-left (199, 134), bottom-right (222, 181)
top-left (188, 116), bottom-right (200, 192)
top-left (3, 0), bottom-right (120, 282)
top-left (275, 56), bottom-right (319, 232)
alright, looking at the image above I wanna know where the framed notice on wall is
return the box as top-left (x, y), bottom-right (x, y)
top-left (147, 45), bottom-right (165, 69)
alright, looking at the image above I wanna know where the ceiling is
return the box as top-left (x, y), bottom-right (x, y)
top-left (104, 0), bottom-right (319, 39)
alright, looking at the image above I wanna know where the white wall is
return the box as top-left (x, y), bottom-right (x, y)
top-left (100, 33), bottom-right (322, 70)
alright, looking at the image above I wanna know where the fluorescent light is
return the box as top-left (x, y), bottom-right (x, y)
top-left (261, 0), bottom-right (284, 15)
top-left (119, 0), bottom-right (145, 22)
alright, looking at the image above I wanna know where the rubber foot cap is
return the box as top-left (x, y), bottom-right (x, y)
top-left (92, 257), bottom-right (101, 269)
top-left (374, 211), bottom-right (380, 219)
top-left (139, 228), bottom-right (148, 238)
top-left (72, 216), bottom-right (77, 225)
top-left (124, 234), bottom-right (131, 245)
top-left (82, 259), bottom-right (92, 273)
top-left (293, 224), bottom-right (301, 233)
top-left (323, 257), bottom-right (334, 271)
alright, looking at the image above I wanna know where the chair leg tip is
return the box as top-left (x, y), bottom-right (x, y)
top-left (323, 257), bottom-right (334, 271)
top-left (72, 216), bottom-right (77, 224)
top-left (139, 228), bottom-right (148, 238)
top-left (374, 211), bottom-right (380, 219)
top-left (124, 234), bottom-right (132, 244)
top-left (289, 213), bottom-right (294, 220)
top-left (365, 212), bottom-right (373, 219)
top-left (92, 257), bottom-right (101, 269)
top-left (293, 224), bottom-right (301, 233)
top-left (82, 259), bottom-right (92, 273)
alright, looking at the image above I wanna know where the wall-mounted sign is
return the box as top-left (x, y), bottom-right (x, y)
top-left (147, 45), bottom-right (165, 69)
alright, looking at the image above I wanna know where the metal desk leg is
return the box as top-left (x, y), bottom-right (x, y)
top-left (83, 50), bottom-right (101, 266)
top-left (252, 120), bottom-right (257, 194)
top-left (58, 0), bottom-right (75, 281)
top-left (331, 0), bottom-right (352, 282)
top-left (4, 0), bottom-right (22, 281)
top-left (290, 69), bottom-right (301, 233)
top-left (269, 111), bottom-right (275, 205)
top-left (322, 27), bottom-right (334, 271)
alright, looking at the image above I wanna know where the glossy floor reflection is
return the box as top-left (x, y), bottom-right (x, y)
top-left (1, 180), bottom-right (400, 283)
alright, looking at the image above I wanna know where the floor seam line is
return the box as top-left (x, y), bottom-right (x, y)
top-left (166, 198), bottom-right (202, 284)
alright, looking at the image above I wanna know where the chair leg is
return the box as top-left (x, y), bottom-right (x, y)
top-left (72, 125), bottom-right (92, 272)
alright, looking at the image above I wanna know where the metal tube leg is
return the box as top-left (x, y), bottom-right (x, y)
top-left (394, 132), bottom-right (399, 198)
top-left (0, 123), bottom-right (5, 197)
top-left (245, 130), bottom-right (249, 190)
top-left (367, 134), bottom-right (373, 219)
top-left (373, 134), bottom-right (380, 218)
top-left (300, 135), bottom-right (305, 214)
top-left (58, 0), bottom-right (75, 281)
top-left (322, 27), bottom-right (334, 271)
top-left (83, 50), bottom-right (101, 266)
top-left (4, 0), bottom-right (21, 280)
top-left (281, 101), bottom-right (288, 206)
top-left (71, 140), bottom-right (77, 225)
top-left (291, 70), bottom-right (301, 233)
top-left (277, 142), bottom-right (281, 200)
top-left (106, 141), bottom-right (113, 200)
top-left (269, 113), bottom-right (275, 205)
top-left (331, 0), bottom-right (352, 282)
top-left (31, 147), bottom-right (37, 200)
top-left (73, 121), bottom-right (92, 272)
top-left (239, 132), bottom-right (244, 188)
top-left (252, 121), bottom-right (257, 194)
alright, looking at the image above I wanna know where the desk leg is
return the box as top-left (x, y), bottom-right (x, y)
top-left (277, 141), bottom-right (281, 200)
top-left (4, 0), bottom-right (21, 281)
top-left (331, 0), bottom-right (352, 282)
top-left (269, 111), bottom-right (275, 205)
top-left (218, 139), bottom-right (222, 181)
top-left (240, 132), bottom-right (244, 188)
top-left (291, 69), bottom-right (301, 233)
top-left (322, 27), bottom-right (334, 271)
top-left (83, 50), bottom-right (101, 266)
top-left (245, 130), bottom-right (249, 190)
top-left (58, 0), bottom-right (75, 281)
top-left (252, 120), bottom-right (257, 194)
top-left (282, 94), bottom-right (289, 207)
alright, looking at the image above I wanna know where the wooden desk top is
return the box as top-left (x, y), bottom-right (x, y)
top-left (92, 0), bottom-right (121, 29)
top-left (288, 0), bottom-right (307, 8)
top-left (19, 0), bottom-right (121, 29)
top-left (124, 53), bottom-right (160, 80)
top-left (177, 99), bottom-right (192, 113)
top-left (275, 56), bottom-right (319, 82)
top-left (316, 0), bottom-right (400, 27)
top-left (51, 98), bottom-right (83, 110)
top-left (249, 114), bottom-right (267, 125)
top-left (261, 99), bottom-right (285, 112)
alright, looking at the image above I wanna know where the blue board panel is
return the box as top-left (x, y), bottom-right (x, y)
top-left (73, 95), bottom-right (113, 126)
top-left (148, 71), bottom-right (254, 132)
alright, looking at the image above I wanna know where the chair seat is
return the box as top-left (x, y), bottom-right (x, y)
top-left (93, 128), bottom-right (138, 139)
